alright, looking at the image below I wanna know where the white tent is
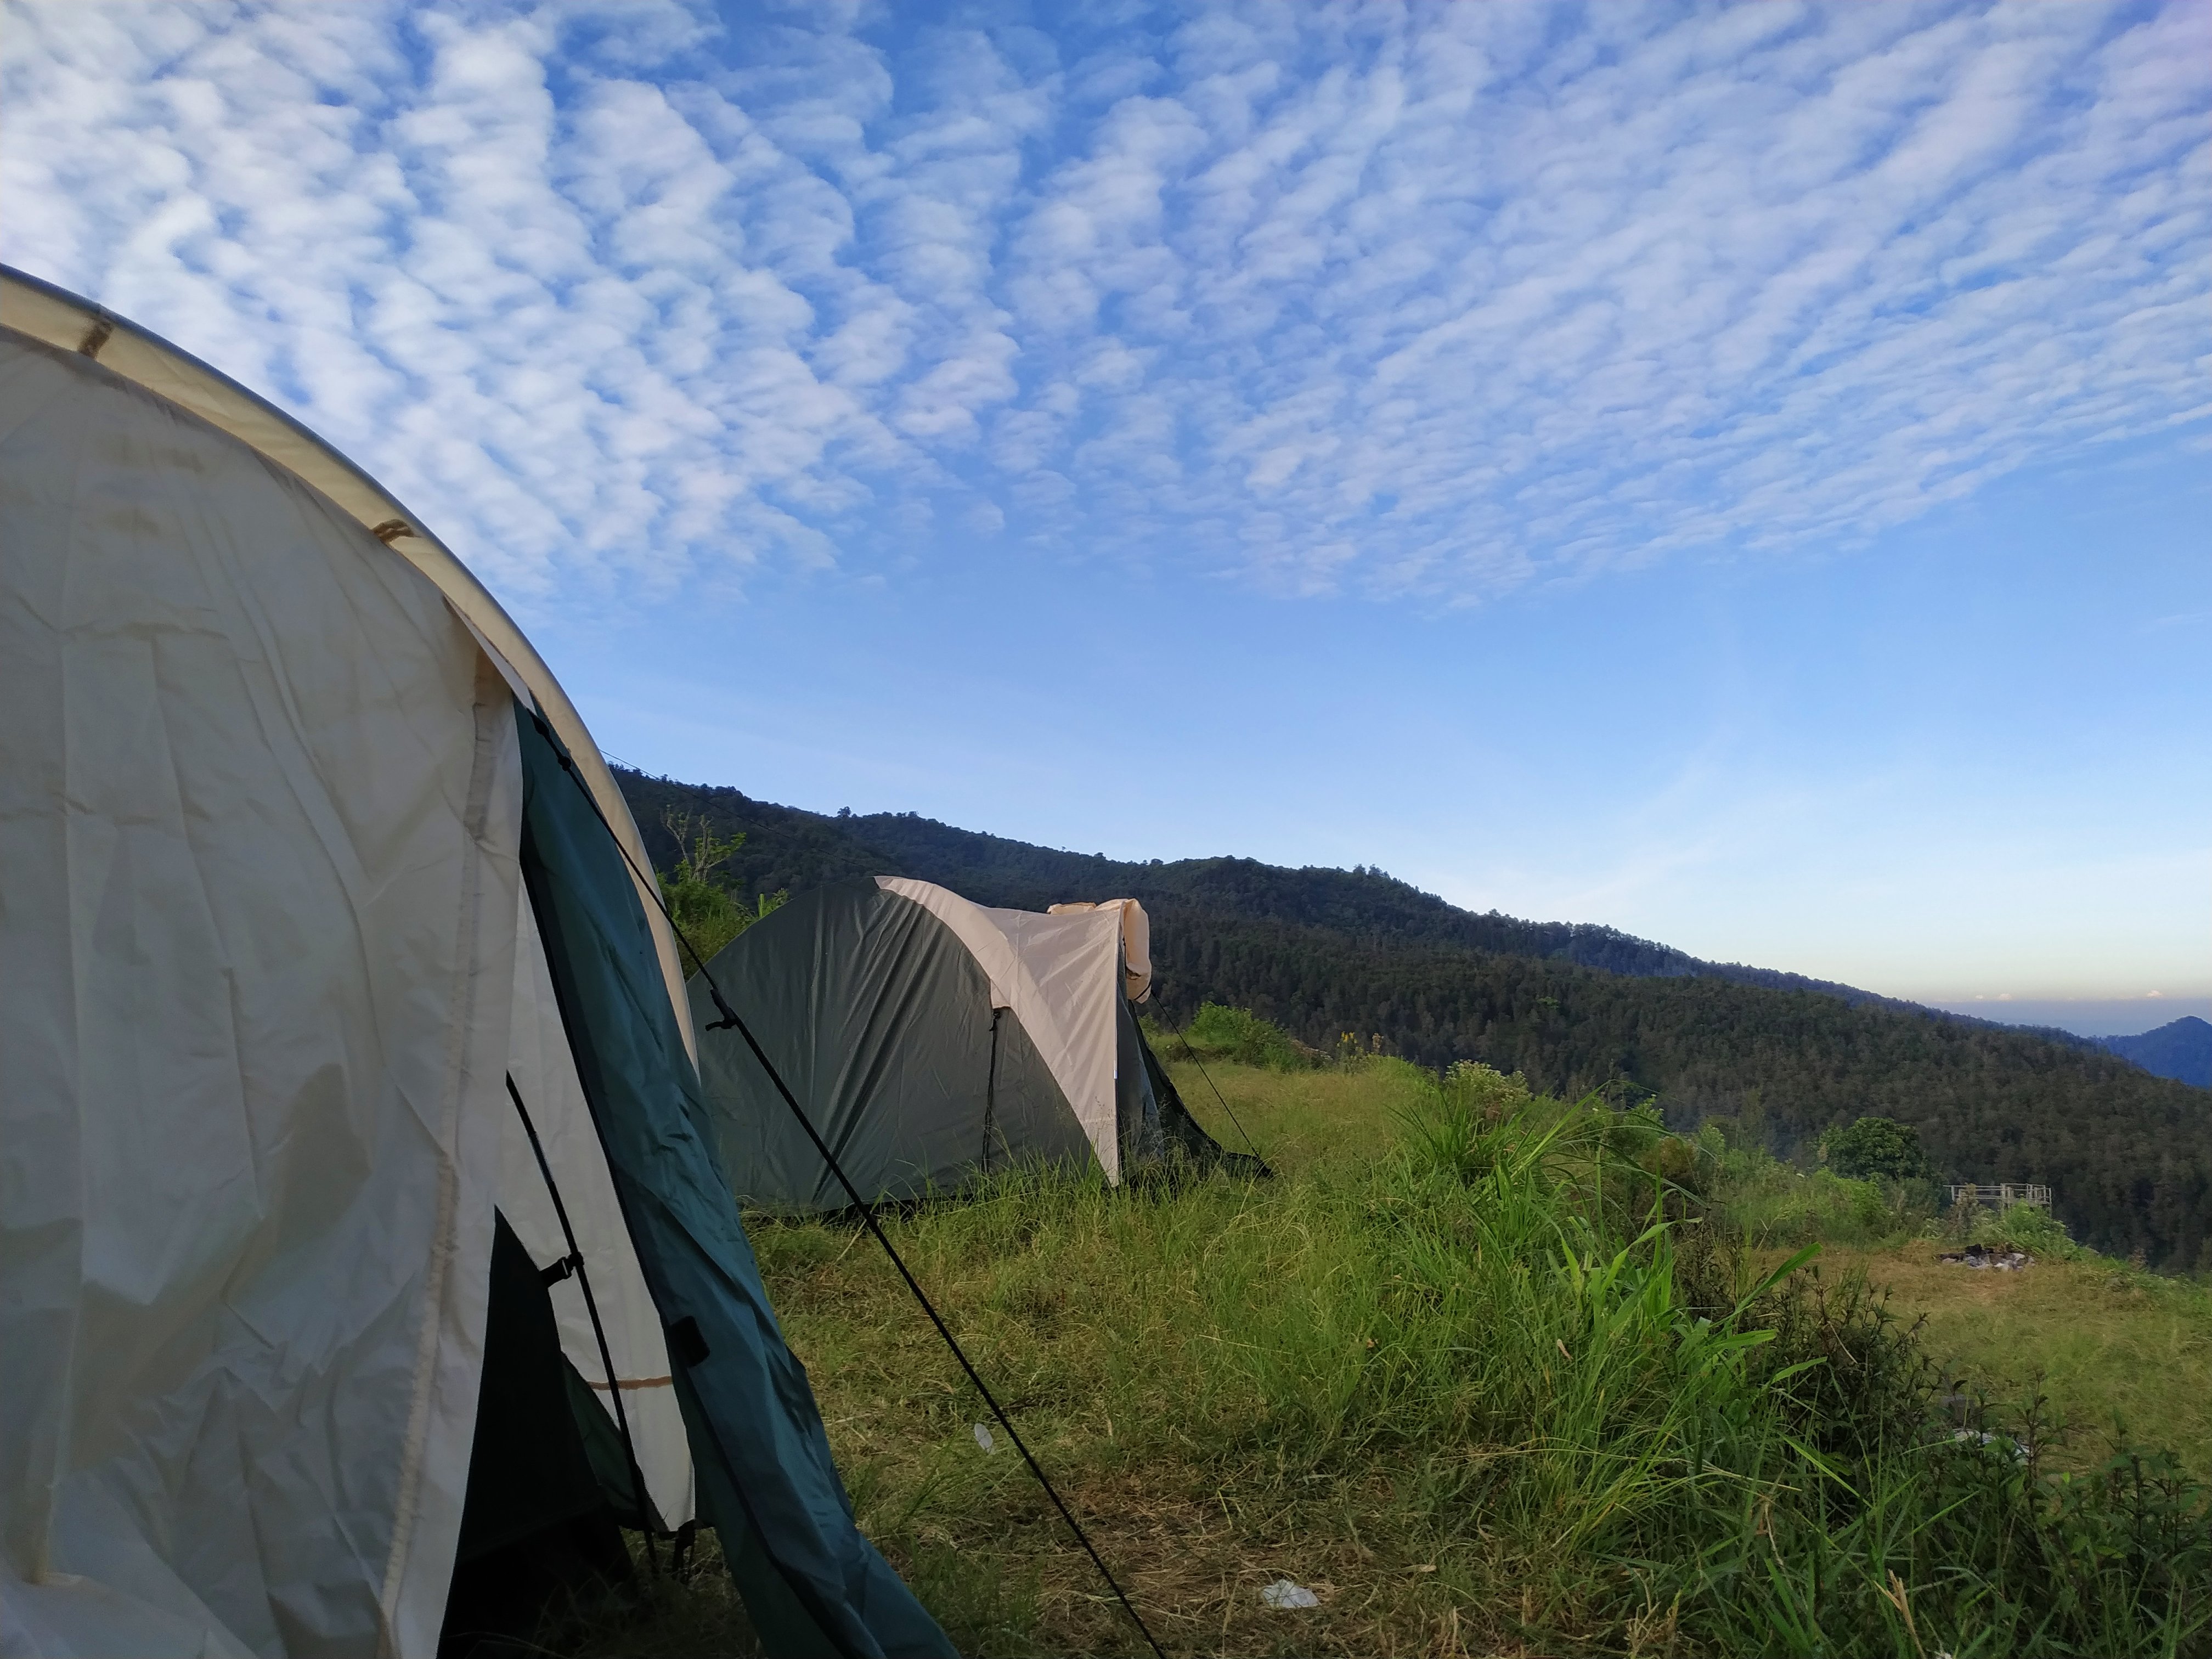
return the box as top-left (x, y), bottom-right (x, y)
top-left (0, 267), bottom-right (950, 1659)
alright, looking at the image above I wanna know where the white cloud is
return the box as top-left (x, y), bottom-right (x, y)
top-left (3, 0), bottom-right (2205, 612)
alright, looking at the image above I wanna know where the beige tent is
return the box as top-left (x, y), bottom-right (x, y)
top-left (881, 881), bottom-right (1148, 1181)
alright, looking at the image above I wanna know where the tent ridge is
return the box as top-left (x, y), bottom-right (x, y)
top-left (0, 263), bottom-right (695, 1068)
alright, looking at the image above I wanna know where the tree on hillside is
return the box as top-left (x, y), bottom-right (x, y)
top-left (658, 810), bottom-right (787, 964)
top-left (1821, 1116), bottom-right (1931, 1183)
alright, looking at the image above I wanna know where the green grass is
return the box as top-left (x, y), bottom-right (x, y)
top-left (1710, 1147), bottom-right (2212, 1486)
top-left (1697, 1132), bottom-right (1929, 1249)
top-left (1825, 1242), bottom-right (2212, 1483)
top-left (562, 1049), bottom-right (2210, 1657)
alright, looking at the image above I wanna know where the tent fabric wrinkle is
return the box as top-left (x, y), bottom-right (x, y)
top-left (1, 328), bottom-right (521, 1657)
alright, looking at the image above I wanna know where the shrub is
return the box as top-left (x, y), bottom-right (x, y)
top-left (1822, 1114), bottom-right (1931, 1182)
top-left (1708, 1138), bottom-right (1911, 1247)
top-left (1182, 1002), bottom-right (1306, 1069)
top-left (1937, 1197), bottom-right (2087, 1261)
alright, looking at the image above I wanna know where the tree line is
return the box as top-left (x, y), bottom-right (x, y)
top-left (614, 770), bottom-right (2211, 1267)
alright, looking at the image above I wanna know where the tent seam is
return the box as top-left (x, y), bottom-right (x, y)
top-left (375, 663), bottom-right (505, 1653)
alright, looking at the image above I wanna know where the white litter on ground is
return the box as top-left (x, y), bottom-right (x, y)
top-left (1937, 1245), bottom-right (2033, 1271)
top-left (972, 1423), bottom-right (996, 1453)
top-left (1260, 1579), bottom-right (1319, 1610)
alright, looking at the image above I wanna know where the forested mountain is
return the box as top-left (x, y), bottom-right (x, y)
top-left (2102, 1017), bottom-right (2212, 1090)
top-left (615, 769), bottom-right (2211, 1267)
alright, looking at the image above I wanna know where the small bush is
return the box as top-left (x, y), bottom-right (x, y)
top-left (1709, 1139), bottom-right (1916, 1247)
top-left (1389, 1060), bottom-right (1533, 1183)
top-left (1936, 1197), bottom-right (2087, 1260)
top-left (1182, 1002), bottom-right (1306, 1069)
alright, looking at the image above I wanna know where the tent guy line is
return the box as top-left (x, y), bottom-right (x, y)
top-left (531, 712), bottom-right (1173, 1659)
top-left (1177, 1030), bottom-right (1269, 1167)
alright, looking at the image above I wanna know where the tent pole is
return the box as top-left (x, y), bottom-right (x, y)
top-left (506, 1073), bottom-right (658, 1576)
top-left (984, 1007), bottom-right (1001, 1176)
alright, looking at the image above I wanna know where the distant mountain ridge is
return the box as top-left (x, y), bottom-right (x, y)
top-left (615, 768), bottom-right (2211, 1268)
top-left (617, 770), bottom-right (2091, 1041)
top-left (2102, 1017), bottom-right (2212, 1090)
top-left (614, 771), bottom-right (1850, 1002)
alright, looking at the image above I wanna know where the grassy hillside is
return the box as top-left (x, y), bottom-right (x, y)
top-left (613, 769), bottom-right (2212, 1267)
top-left (1149, 918), bottom-right (2212, 1269)
top-left (557, 1041), bottom-right (2210, 1657)
top-left (1826, 1244), bottom-right (2212, 1483)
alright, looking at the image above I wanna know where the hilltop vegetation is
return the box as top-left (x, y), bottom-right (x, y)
top-left (1161, 923), bottom-right (2211, 1269)
top-left (616, 770), bottom-right (1927, 1003)
top-left (562, 1033), bottom-right (2211, 1657)
top-left (616, 769), bottom-right (2212, 1268)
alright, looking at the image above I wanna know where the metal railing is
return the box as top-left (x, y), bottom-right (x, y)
top-left (1946, 1182), bottom-right (2051, 1209)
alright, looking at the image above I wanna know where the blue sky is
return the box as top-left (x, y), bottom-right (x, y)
top-left (5, 1), bottom-right (2205, 1034)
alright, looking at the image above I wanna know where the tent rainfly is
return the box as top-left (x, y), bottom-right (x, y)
top-left (0, 267), bottom-right (954, 1659)
top-left (691, 877), bottom-right (1262, 1213)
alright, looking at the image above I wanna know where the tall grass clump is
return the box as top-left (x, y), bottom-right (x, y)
top-left (1935, 1192), bottom-right (2090, 1260)
top-left (1347, 1073), bottom-right (2211, 1656)
top-left (1702, 1125), bottom-right (1937, 1248)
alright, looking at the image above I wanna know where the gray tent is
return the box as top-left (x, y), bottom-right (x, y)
top-left (690, 877), bottom-right (1259, 1212)
top-left (0, 267), bottom-right (950, 1658)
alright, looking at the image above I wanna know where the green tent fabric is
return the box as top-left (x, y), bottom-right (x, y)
top-left (515, 708), bottom-right (954, 1659)
top-left (692, 877), bottom-right (1262, 1214)
top-left (695, 878), bottom-right (1089, 1212)
top-left (1135, 1019), bottom-right (1268, 1179)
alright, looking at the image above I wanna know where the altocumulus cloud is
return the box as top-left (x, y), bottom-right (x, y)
top-left (4, 1), bottom-right (2205, 606)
